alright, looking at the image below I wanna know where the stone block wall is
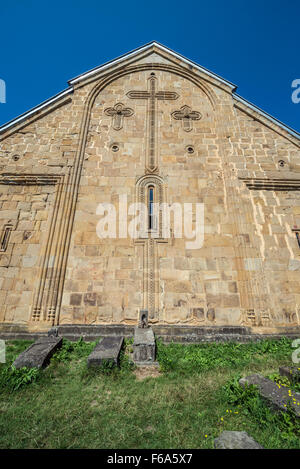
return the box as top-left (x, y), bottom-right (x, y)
top-left (0, 47), bottom-right (299, 331)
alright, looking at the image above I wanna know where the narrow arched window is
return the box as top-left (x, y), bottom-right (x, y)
top-left (148, 186), bottom-right (154, 230)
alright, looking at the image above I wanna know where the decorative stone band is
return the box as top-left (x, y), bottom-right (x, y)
top-left (0, 173), bottom-right (64, 186)
top-left (240, 177), bottom-right (300, 191)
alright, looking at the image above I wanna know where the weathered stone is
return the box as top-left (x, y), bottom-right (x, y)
top-left (87, 336), bottom-right (124, 367)
top-left (279, 366), bottom-right (300, 383)
top-left (214, 431), bottom-right (263, 449)
top-left (133, 327), bottom-right (156, 363)
top-left (83, 293), bottom-right (97, 306)
top-left (13, 336), bottom-right (63, 369)
top-left (138, 310), bottom-right (148, 328)
top-left (70, 293), bottom-right (82, 306)
top-left (191, 308), bottom-right (204, 320)
top-left (48, 327), bottom-right (58, 337)
top-left (239, 374), bottom-right (300, 417)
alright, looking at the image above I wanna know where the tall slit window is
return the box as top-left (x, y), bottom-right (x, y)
top-left (148, 186), bottom-right (154, 230)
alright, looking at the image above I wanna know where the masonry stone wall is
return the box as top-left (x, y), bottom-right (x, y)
top-left (0, 48), bottom-right (299, 331)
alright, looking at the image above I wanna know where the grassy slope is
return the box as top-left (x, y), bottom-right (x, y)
top-left (0, 338), bottom-right (299, 449)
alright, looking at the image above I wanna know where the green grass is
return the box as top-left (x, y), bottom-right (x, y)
top-left (0, 337), bottom-right (299, 449)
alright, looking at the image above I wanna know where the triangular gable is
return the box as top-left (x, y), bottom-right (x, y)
top-left (0, 41), bottom-right (299, 142)
top-left (68, 41), bottom-right (237, 91)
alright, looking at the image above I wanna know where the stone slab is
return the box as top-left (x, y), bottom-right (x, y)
top-left (134, 327), bottom-right (155, 346)
top-left (279, 366), bottom-right (300, 383)
top-left (87, 336), bottom-right (124, 367)
top-left (239, 374), bottom-right (300, 417)
top-left (134, 361), bottom-right (160, 367)
top-left (133, 327), bottom-right (156, 363)
top-left (13, 336), bottom-right (63, 369)
top-left (214, 431), bottom-right (263, 449)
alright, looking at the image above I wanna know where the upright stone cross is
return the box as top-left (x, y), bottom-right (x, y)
top-left (127, 74), bottom-right (178, 172)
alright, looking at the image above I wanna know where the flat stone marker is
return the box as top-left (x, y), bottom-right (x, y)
top-left (13, 336), bottom-right (63, 369)
top-left (214, 431), bottom-right (263, 449)
top-left (87, 336), bottom-right (123, 367)
top-left (133, 327), bottom-right (156, 364)
top-left (239, 374), bottom-right (300, 417)
top-left (279, 366), bottom-right (300, 383)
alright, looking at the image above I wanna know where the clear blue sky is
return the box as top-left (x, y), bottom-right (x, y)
top-left (0, 0), bottom-right (299, 132)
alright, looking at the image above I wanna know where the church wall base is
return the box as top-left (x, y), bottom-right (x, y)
top-left (0, 323), bottom-right (299, 344)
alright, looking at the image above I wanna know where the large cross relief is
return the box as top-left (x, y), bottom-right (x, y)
top-left (127, 73), bottom-right (178, 173)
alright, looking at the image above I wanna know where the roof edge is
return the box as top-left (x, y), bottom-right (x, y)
top-left (234, 94), bottom-right (300, 140)
top-left (68, 41), bottom-right (237, 91)
top-left (0, 87), bottom-right (73, 135)
top-left (0, 42), bottom-right (298, 141)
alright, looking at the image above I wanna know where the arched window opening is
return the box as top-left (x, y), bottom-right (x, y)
top-left (148, 186), bottom-right (154, 230)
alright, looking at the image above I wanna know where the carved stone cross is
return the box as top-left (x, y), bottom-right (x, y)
top-left (104, 102), bottom-right (134, 130)
top-left (171, 105), bottom-right (202, 132)
top-left (127, 75), bottom-right (178, 172)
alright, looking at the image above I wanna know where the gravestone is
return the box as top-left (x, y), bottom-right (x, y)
top-left (87, 336), bottom-right (123, 367)
top-left (13, 336), bottom-right (63, 369)
top-left (133, 327), bottom-right (156, 364)
top-left (214, 431), bottom-right (263, 449)
top-left (239, 374), bottom-right (300, 417)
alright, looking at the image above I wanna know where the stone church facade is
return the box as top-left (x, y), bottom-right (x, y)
top-left (0, 42), bottom-right (300, 334)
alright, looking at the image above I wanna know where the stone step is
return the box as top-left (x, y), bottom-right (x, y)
top-left (0, 323), bottom-right (30, 333)
top-left (13, 337), bottom-right (63, 369)
top-left (157, 334), bottom-right (260, 343)
top-left (214, 431), bottom-right (263, 449)
top-left (0, 332), bottom-right (47, 341)
top-left (239, 374), bottom-right (300, 417)
top-left (87, 336), bottom-right (124, 367)
top-left (153, 325), bottom-right (252, 337)
top-left (1, 323), bottom-right (300, 343)
top-left (49, 325), bottom-right (134, 340)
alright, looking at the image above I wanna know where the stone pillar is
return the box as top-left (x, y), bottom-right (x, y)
top-left (133, 327), bottom-right (156, 364)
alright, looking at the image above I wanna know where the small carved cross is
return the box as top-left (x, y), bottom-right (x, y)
top-left (171, 105), bottom-right (202, 132)
top-left (104, 102), bottom-right (134, 130)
